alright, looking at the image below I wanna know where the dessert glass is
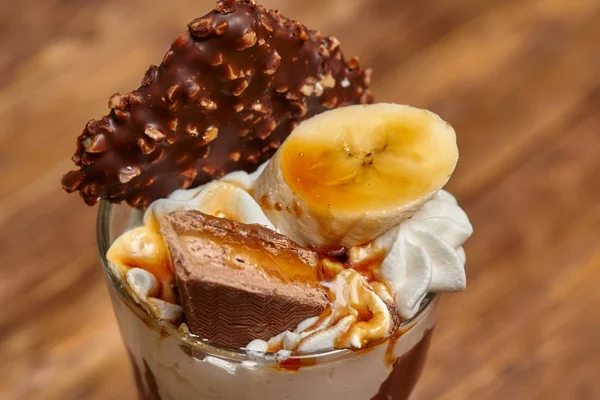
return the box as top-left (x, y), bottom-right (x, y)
top-left (98, 201), bottom-right (439, 400)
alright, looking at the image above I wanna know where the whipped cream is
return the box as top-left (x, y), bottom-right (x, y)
top-left (109, 161), bottom-right (472, 351)
top-left (379, 190), bottom-right (472, 318)
top-left (247, 268), bottom-right (392, 352)
top-left (145, 163), bottom-right (271, 229)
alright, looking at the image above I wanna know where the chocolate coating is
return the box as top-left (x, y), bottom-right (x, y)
top-left (61, 0), bottom-right (373, 209)
top-left (160, 210), bottom-right (329, 348)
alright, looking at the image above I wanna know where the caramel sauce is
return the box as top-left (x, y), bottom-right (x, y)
top-left (119, 254), bottom-right (176, 304)
top-left (194, 182), bottom-right (250, 222)
top-left (385, 329), bottom-right (405, 367)
top-left (357, 307), bottom-right (374, 322)
top-left (186, 232), bottom-right (321, 287)
top-left (277, 356), bottom-right (316, 372)
top-left (212, 210), bottom-right (238, 221)
top-left (267, 342), bottom-right (284, 353)
top-left (292, 200), bottom-right (302, 217)
top-left (372, 329), bottom-right (434, 400)
top-left (317, 258), bottom-right (344, 281)
top-left (350, 254), bottom-right (386, 282)
top-left (260, 194), bottom-right (271, 209)
top-left (332, 269), bottom-right (392, 348)
top-left (324, 247), bottom-right (349, 261)
top-left (107, 224), bottom-right (177, 304)
top-left (306, 306), bottom-right (333, 334)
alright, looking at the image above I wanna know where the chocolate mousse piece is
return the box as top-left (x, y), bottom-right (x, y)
top-left (61, 0), bottom-right (373, 209)
top-left (160, 210), bottom-right (329, 348)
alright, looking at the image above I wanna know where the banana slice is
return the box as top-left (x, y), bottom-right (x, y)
top-left (252, 103), bottom-right (458, 248)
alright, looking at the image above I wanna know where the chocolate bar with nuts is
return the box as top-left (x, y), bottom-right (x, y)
top-left (160, 210), bottom-right (329, 348)
top-left (61, 0), bottom-right (373, 209)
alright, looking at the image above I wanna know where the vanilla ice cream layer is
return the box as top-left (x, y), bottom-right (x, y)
top-left (108, 161), bottom-right (471, 351)
top-left (109, 279), bottom-right (436, 400)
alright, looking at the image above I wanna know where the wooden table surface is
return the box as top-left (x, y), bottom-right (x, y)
top-left (1, 0), bottom-right (599, 399)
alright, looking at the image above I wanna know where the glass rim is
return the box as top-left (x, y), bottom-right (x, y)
top-left (97, 200), bottom-right (437, 363)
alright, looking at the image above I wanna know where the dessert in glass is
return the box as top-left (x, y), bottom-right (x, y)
top-left (61, 1), bottom-right (472, 399)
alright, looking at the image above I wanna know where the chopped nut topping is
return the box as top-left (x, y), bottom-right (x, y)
top-left (215, 0), bottom-right (237, 14)
top-left (260, 14), bottom-right (273, 32)
top-left (300, 84), bottom-right (315, 96)
top-left (222, 64), bottom-right (239, 80)
top-left (86, 134), bottom-right (107, 153)
top-left (180, 167), bottom-right (198, 180)
top-left (257, 119), bottom-right (277, 139)
top-left (229, 151), bottom-right (241, 161)
top-left (188, 17), bottom-right (213, 38)
top-left (290, 101), bottom-right (308, 117)
top-left (199, 98), bottom-right (218, 110)
top-left (239, 128), bottom-right (250, 137)
top-left (263, 51), bottom-right (281, 75)
top-left (163, 50), bottom-right (175, 66)
top-left (236, 30), bottom-right (257, 50)
top-left (187, 83), bottom-right (200, 99)
top-left (209, 52), bottom-right (224, 66)
top-left (204, 126), bottom-right (219, 143)
top-left (108, 94), bottom-right (126, 110)
top-left (129, 94), bottom-right (143, 105)
top-left (137, 138), bottom-right (155, 154)
top-left (166, 85), bottom-right (179, 101)
top-left (322, 95), bottom-right (339, 109)
top-left (232, 80), bottom-right (249, 96)
top-left (119, 166), bottom-right (141, 183)
top-left (214, 21), bottom-right (228, 35)
top-left (321, 72), bottom-right (336, 88)
top-left (347, 56), bottom-right (361, 70)
top-left (144, 126), bottom-right (166, 141)
top-left (169, 119), bottom-right (179, 132)
top-left (114, 110), bottom-right (129, 121)
top-left (202, 165), bottom-right (216, 175)
top-left (186, 124), bottom-right (199, 137)
top-left (328, 36), bottom-right (340, 52)
top-left (141, 65), bottom-right (158, 87)
top-left (61, 170), bottom-right (83, 192)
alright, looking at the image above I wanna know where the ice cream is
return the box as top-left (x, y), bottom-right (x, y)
top-left (100, 99), bottom-right (472, 398)
top-left (61, 1), bottom-right (473, 399)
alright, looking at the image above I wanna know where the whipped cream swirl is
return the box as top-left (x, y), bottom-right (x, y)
top-left (378, 190), bottom-right (472, 318)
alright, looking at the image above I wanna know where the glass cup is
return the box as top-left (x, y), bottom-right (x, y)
top-left (97, 201), bottom-right (438, 400)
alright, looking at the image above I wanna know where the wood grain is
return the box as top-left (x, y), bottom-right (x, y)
top-left (1, 0), bottom-right (599, 399)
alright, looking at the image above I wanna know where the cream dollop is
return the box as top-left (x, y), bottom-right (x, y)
top-left (107, 228), bottom-right (183, 323)
top-left (144, 164), bottom-right (272, 229)
top-left (379, 190), bottom-right (472, 318)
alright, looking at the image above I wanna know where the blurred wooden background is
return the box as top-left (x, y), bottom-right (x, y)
top-left (1, 0), bottom-right (599, 398)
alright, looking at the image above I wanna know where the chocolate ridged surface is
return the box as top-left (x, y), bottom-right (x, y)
top-left (61, 0), bottom-right (373, 209)
top-left (160, 210), bottom-right (329, 348)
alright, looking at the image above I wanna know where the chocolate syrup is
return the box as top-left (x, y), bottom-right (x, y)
top-left (371, 329), bottom-right (434, 400)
